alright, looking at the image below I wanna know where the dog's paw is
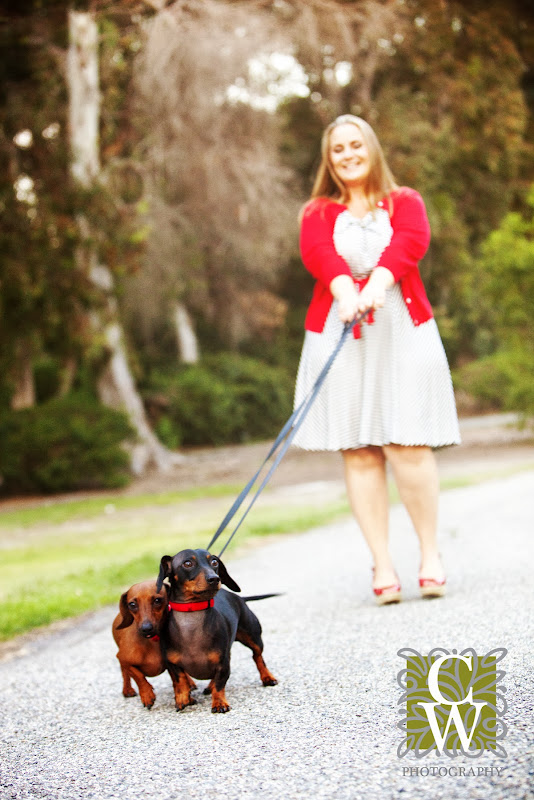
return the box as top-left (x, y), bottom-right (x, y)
top-left (175, 696), bottom-right (198, 711)
top-left (123, 688), bottom-right (137, 698)
top-left (211, 702), bottom-right (231, 713)
top-left (141, 692), bottom-right (156, 709)
top-left (262, 675), bottom-right (278, 687)
top-left (138, 681), bottom-right (156, 708)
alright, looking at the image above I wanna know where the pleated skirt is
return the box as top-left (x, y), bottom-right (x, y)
top-left (292, 286), bottom-right (461, 451)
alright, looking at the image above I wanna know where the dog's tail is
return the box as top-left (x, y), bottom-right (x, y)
top-left (241, 593), bottom-right (283, 602)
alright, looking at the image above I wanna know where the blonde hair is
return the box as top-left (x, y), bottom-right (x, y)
top-left (311, 114), bottom-right (398, 209)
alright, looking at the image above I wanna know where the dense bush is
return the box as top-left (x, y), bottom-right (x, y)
top-left (454, 187), bottom-right (534, 417)
top-left (147, 353), bottom-right (295, 447)
top-left (455, 349), bottom-right (534, 416)
top-left (0, 395), bottom-right (135, 494)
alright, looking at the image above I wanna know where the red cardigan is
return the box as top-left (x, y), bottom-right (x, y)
top-left (300, 188), bottom-right (433, 338)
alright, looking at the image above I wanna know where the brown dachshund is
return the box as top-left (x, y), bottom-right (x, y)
top-left (112, 579), bottom-right (196, 708)
top-left (157, 549), bottom-right (277, 713)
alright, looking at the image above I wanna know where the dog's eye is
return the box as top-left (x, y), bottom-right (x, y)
top-left (153, 597), bottom-right (163, 606)
top-left (128, 601), bottom-right (137, 610)
top-left (210, 558), bottom-right (219, 569)
top-left (183, 560), bottom-right (193, 569)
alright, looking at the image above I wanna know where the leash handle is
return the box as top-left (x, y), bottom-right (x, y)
top-left (208, 310), bottom-right (370, 555)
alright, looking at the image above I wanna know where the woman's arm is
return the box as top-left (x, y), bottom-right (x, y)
top-left (331, 267), bottom-right (394, 322)
top-left (355, 189), bottom-right (430, 314)
top-left (299, 200), bottom-right (353, 286)
top-left (329, 274), bottom-right (360, 323)
top-left (376, 189), bottom-right (431, 282)
top-left (354, 267), bottom-right (395, 314)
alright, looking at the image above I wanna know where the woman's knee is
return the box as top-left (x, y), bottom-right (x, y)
top-left (384, 444), bottom-right (432, 466)
top-left (342, 446), bottom-right (386, 472)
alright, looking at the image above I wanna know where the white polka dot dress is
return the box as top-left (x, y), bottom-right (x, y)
top-left (292, 208), bottom-right (461, 451)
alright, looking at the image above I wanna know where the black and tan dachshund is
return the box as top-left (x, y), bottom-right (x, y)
top-left (157, 548), bottom-right (277, 713)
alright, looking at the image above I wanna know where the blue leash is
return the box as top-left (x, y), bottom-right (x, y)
top-left (207, 310), bottom-right (370, 557)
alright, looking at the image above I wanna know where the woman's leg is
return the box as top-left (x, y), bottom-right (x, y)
top-left (342, 447), bottom-right (398, 589)
top-left (382, 444), bottom-right (445, 581)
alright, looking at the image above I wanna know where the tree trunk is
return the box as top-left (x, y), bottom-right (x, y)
top-left (68, 9), bottom-right (181, 473)
top-left (67, 10), bottom-right (100, 186)
top-left (10, 340), bottom-right (36, 410)
top-left (97, 323), bottom-right (175, 475)
top-left (57, 356), bottom-right (77, 397)
top-left (174, 303), bottom-right (199, 364)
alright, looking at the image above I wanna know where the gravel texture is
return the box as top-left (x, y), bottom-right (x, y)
top-left (1, 470), bottom-right (533, 800)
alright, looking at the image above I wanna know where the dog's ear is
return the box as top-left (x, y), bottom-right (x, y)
top-left (116, 591), bottom-right (134, 629)
top-left (217, 559), bottom-right (241, 593)
top-left (157, 556), bottom-right (173, 593)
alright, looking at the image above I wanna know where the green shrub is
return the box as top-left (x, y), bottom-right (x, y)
top-left (456, 188), bottom-right (534, 418)
top-left (454, 347), bottom-right (534, 415)
top-left (154, 414), bottom-right (181, 450)
top-left (34, 356), bottom-right (61, 403)
top-left (147, 354), bottom-right (294, 446)
top-left (0, 394), bottom-right (135, 494)
top-left (207, 353), bottom-right (294, 439)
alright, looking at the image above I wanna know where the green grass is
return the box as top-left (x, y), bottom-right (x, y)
top-left (0, 555), bottom-right (158, 640)
top-left (0, 491), bottom-right (350, 641)
top-left (0, 484), bottom-right (243, 529)
top-left (1, 460), bottom-right (533, 642)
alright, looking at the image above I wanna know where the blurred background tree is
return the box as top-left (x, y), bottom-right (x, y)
top-left (454, 188), bottom-right (534, 415)
top-left (278, 0), bottom-right (532, 363)
top-left (126, 0), bottom-right (298, 362)
top-left (0, 0), bottom-right (88, 410)
top-left (0, 0), bottom-right (533, 493)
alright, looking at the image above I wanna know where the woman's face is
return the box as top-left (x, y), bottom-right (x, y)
top-left (328, 123), bottom-right (371, 188)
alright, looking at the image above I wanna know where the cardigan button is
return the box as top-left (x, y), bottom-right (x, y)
top-left (406, 297), bottom-right (412, 303)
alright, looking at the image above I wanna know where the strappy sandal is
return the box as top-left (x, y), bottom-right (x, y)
top-left (419, 576), bottom-right (447, 598)
top-left (373, 582), bottom-right (402, 606)
top-left (372, 569), bottom-right (402, 606)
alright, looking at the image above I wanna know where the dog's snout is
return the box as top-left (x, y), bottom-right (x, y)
top-left (206, 573), bottom-right (220, 586)
top-left (140, 620), bottom-right (155, 635)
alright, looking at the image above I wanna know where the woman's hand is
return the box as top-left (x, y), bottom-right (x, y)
top-left (329, 275), bottom-right (360, 323)
top-left (330, 268), bottom-right (395, 323)
top-left (355, 267), bottom-right (395, 313)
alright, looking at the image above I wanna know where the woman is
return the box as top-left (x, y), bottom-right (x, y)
top-left (293, 114), bottom-right (460, 605)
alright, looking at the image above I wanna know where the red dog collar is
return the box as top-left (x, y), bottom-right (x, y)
top-left (168, 599), bottom-right (215, 612)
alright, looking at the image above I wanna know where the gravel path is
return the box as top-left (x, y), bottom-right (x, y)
top-left (1, 470), bottom-right (533, 800)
